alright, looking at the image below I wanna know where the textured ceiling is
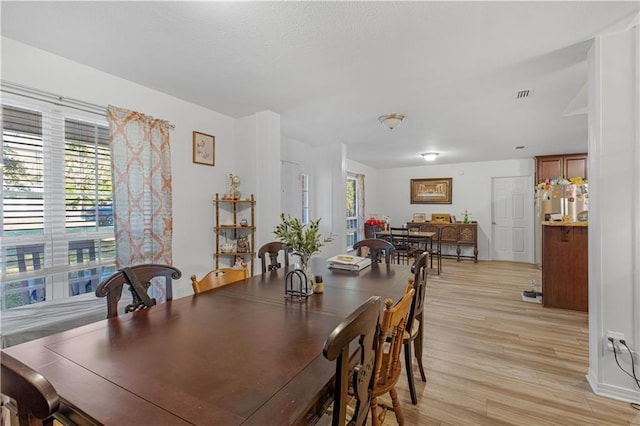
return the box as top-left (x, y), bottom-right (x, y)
top-left (2, 1), bottom-right (638, 169)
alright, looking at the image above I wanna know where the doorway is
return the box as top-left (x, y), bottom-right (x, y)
top-left (491, 176), bottom-right (534, 262)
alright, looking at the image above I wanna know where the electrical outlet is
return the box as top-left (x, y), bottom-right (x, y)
top-left (606, 331), bottom-right (630, 353)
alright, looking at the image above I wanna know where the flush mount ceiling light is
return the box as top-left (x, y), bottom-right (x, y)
top-left (378, 113), bottom-right (405, 130)
top-left (421, 152), bottom-right (439, 161)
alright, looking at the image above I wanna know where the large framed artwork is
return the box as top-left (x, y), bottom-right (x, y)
top-left (410, 177), bottom-right (452, 204)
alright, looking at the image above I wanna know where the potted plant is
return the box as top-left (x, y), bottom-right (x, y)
top-left (273, 213), bottom-right (334, 284)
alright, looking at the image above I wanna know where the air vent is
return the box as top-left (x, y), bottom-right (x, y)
top-left (516, 89), bottom-right (533, 99)
top-left (514, 146), bottom-right (525, 150)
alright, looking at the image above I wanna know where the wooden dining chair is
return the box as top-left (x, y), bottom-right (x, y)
top-left (404, 252), bottom-right (429, 404)
top-left (257, 241), bottom-right (290, 273)
top-left (0, 350), bottom-right (66, 426)
top-left (322, 296), bottom-right (381, 426)
top-left (370, 283), bottom-right (415, 425)
top-left (421, 224), bottom-right (442, 275)
top-left (389, 227), bottom-right (415, 265)
top-left (190, 267), bottom-right (249, 294)
top-left (352, 238), bottom-right (395, 264)
top-left (95, 264), bottom-right (182, 318)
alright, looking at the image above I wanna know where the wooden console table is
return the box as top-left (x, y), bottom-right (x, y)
top-left (408, 222), bottom-right (478, 262)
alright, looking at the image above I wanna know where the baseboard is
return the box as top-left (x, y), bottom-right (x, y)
top-left (586, 371), bottom-right (640, 403)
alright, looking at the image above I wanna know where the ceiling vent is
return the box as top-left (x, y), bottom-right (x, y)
top-left (515, 89), bottom-right (533, 100)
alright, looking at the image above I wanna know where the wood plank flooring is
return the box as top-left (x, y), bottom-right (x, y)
top-left (377, 259), bottom-right (640, 425)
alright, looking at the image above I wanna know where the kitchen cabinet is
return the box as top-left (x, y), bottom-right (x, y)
top-left (542, 223), bottom-right (588, 311)
top-left (535, 153), bottom-right (587, 183)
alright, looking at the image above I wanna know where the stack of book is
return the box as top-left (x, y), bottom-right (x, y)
top-left (327, 255), bottom-right (372, 271)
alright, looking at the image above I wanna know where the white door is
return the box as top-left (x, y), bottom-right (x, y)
top-left (491, 176), bottom-right (533, 262)
top-left (281, 160), bottom-right (301, 219)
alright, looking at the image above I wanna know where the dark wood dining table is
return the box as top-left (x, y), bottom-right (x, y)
top-left (2, 259), bottom-right (412, 425)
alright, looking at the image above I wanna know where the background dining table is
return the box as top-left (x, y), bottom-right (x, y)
top-left (2, 258), bottom-right (413, 425)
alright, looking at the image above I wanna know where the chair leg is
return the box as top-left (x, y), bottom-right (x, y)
top-left (370, 396), bottom-right (380, 426)
top-left (414, 335), bottom-right (427, 382)
top-left (404, 342), bottom-right (418, 405)
top-left (389, 387), bottom-right (405, 425)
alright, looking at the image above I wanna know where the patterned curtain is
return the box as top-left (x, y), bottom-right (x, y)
top-left (107, 106), bottom-right (173, 273)
top-left (356, 174), bottom-right (365, 241)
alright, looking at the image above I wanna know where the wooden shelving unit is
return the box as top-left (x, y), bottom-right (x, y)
top-left (214, 193), bottom-right (255, 276)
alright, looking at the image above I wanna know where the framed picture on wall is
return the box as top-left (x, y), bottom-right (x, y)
top-left (410, 177), bottom-right (452, 204)
top-left (412, 212), bottom-right (427, 222)
top-left (193, 131), bottom-right (215, 166)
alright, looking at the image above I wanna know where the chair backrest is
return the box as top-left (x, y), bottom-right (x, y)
top-left (409, 252), bottom-right (429, 327)
top-left (389, 227), bottom-right (410, 248)
top-left (322, 296), bottom-right (381, 426)
top-left (258, 241), bottom-right (290, 273)
top-left (95, 264), bottom-right (182, 318)
top-left (1, 350), bottom-right (59, 426)
top-left (190, 267), bottom-right (249, 294)
top-left (375, 284), bottom-right (415, 390)
top-left (352, 238), bottom-right (395, 264)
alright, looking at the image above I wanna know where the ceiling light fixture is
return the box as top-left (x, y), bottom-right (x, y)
top-left (421, 152), bottom-right (439, 161)
top-left (378, 113), bottom-right (405, 130)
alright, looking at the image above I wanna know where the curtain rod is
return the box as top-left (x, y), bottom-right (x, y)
top-left (1, 81), bottom-right (175, 129)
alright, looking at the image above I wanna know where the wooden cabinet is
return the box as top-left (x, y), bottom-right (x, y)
top-left (214, 193), bottom-right (255, 276)
top-left (542, 224), bottom-right (588, 311)
top-left (408, 222), bottom-right (478, 262)
top-left (535, 153), bottom-right (587, 183)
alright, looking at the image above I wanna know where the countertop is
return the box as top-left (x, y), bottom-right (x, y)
top-left (542, 221), bottom-right (588, 227)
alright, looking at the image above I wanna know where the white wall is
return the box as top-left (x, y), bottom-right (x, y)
top-left (2, 37), bottom-right (235, 298)
top-left (586, 26), bottom-right (640, 403)
top-left (376, 159), bottom-right (534, 260)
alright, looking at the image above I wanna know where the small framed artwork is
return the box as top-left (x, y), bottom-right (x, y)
top-left (410, 177), bottom-right (453, 204)
top-left (193, 131), bottom-right (215, 166)
top-left (412, 212), bottom-right (427, 223)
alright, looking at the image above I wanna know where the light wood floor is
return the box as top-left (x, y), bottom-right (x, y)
top-left (377, 259), bottom-right (640, 425)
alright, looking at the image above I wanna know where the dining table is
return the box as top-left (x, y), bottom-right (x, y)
top-left (2, 258), bottom-right (413, 425)
top-left (374, 229), bottom-right (435, 251)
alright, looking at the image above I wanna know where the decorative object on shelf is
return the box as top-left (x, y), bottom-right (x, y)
top-left (462, 210), bottom-right (470, 223)
top-left (239, 218), bottom-right (248, 227)
top-left (378, 113), bottom-right (405, 130)
top-left (410, 177), bottom-right (452, 204)
top-left (220, 242), bottom-right (233, 253)
top-left (285, 269), bottom-right (312, 300)
top-left (192, 131), bottom-right (215, 166)
top-left (236, 235), bottom-right (249, 253)
top-left (412, 212), bottom-right (427, 223)
top-left (232, 256), bottom-right (247, 270)
top-left (273, 213), bottom-right (334, 284)
top-left (227, 173), bottom-right (241, 200)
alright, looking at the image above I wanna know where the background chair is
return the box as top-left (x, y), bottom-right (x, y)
top-left (404, 252), bottom-right (429, 404)
top-left (258, 241), bottom-right (290, 273)
top-left (389, 227), bottom-right (415, 265)
top-left (353, 238), bottom-right (395, 264)
top-left (421, 224), bottom-right (442, 275)
top-left (370, 283), bottom-right (415, 425)
top-left (322, 296), bottom-right (381, 426)
top-left (95, 264), bottom-right (182, 318)
top-left (1, 350), bottom-right (63, 426)
top-left (190, 267), bottom-right (248, 294)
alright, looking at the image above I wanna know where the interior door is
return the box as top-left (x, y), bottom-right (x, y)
top-left (491, 176), bottom-right (533, 262)
top-left (281, 160), bottom-right (301, 219)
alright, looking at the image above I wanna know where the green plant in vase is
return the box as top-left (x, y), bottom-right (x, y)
top-left (273, 213), bottom-right (334, 288)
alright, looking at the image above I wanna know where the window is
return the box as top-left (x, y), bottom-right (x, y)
top-left (346, 175), bottom-right (358, 249)
top-left (1, 102), bottom-right (116, 310)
